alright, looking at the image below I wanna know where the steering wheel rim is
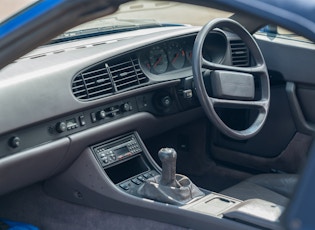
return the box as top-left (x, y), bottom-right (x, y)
top-left (192, 18), bottom-right (270, 140)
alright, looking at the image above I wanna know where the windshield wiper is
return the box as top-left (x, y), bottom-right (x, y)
top-left (49, 17), bottom-right (184, 44)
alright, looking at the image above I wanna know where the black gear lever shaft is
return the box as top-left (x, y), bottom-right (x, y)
top-left (158, 148), bottom-right (177, 187)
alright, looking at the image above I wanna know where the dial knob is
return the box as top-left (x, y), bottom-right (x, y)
top-left (121, 103), bottom-right (132, 112)
top-left (55, 121), bottom-right (67, 133)
top-left (9, 136), bottom-right (20, 148)
top-left (96, 110), bottom-right (106, 120)
top-left (161, 95), bottom-right (172, 108)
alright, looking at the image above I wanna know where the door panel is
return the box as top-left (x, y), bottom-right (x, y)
top-left (297, 86), bottom-right (315, 123)
top-left (256, 35), bottom-right (315, 85)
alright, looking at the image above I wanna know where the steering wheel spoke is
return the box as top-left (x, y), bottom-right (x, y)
top-left (209, 97), bottom-right (268, 111)
top-left (202, 58), bottom-right (266, 74)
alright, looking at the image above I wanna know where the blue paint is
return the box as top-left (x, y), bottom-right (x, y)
top-left (0, 0), bottom-right (64, 38)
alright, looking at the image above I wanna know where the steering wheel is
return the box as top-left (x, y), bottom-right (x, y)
top-left (192, 18), bottom-right (270, 140)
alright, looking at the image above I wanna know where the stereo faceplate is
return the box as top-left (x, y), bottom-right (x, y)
top-left (92, 133), bottom-right (142, 167)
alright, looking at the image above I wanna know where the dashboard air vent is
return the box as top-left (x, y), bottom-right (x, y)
top-left (72, 63), bottom-right (113, 100)
top-left (230, 40), bottom-right (249, 67)
top-left (108, 56), bottom-right (147, 91)
top-left (72, 55), bottom-right (148, 101)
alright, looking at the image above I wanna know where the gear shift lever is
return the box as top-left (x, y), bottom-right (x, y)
top-left (138, 147), bottom-right (204, 205)
top-left (159, 148), bottom-right (177, 186)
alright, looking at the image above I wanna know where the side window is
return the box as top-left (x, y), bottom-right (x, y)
top-left (257, 25), bottom-right (313, 44)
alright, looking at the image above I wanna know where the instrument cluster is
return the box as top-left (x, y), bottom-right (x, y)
top-left (139, 32), bottom-right (227, 75)
top-left (139, 36), bottom-right (195, 75)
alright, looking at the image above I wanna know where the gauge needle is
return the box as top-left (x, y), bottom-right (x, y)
top-left (172, 53), bottom-right (179, 64)
top-left (154, 56), bottom-right (162, 67)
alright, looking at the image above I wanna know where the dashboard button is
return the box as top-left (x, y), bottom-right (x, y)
top-left (90, 113), bottom-right (97, 123)
top-left (131, 178), bottom-right (141, 185)
top-left (79, 115), bottom-right (86, 126)
top-left (137, 176), bottom-right (146, 182)
top-left (182, 89), bottom-right (193, 99)
top-left (102, 157), bottom-right (108, 164)
top-left (119, 182), bottom-right (130, 190)
top-left (143, 173), bottom-right (150, 179)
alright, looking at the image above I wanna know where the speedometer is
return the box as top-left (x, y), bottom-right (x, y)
top-left (167, 42), bottom-right (185, 69)
top-left (149, 46), bottom-right (168, 74)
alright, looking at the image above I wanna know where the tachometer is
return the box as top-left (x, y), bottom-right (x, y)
top-left (167, 42), bottom-right (185, 69)
top-left (149, 46), bottom-right (168, 74)
top-left (185, 47), bottom-right (193, 64)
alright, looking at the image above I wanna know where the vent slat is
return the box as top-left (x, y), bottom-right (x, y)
top-left (85, 81), bottom-right (112, 87)
top-left (76, 94), bottom-right (89, 99)
top-left (110, 60), bottom-right (132, 68)
top-left (73, 89), bottom-right (86, 95)
top-left (114, 76), bottom-right (138, 84)
top-left (88, 89), bottom-right (113, 97)
top-left (87, 84), bottom-right (112, 92)
top-left (112, 70), bottom-right (136, 79)
top-left (72, 86), bottom-right (85, 91)
top-left (117, 79), bottom-right (139, 88)
top-left (81, 68), bottom-right (107, 76)
top-left (73, 79), bottom-right (84, 84)
top-left (83, 73), bottom-right (109, 82)
top-left (233, 55), bottom-right (248, 59)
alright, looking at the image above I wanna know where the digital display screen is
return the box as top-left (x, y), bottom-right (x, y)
top-left (114, 146), bottom-right (129, 156)
top-left (66, 118), bottom-right (77, 127)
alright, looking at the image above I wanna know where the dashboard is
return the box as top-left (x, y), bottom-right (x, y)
top-left (0, 25), bottom-right (249, 195)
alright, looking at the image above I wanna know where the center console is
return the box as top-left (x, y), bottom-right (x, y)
top-left (91, 133), bottom-right (159, 196)
top-left (91, 132), bottom-right (283, 229)
top-left (45, 131), bottom-right (284, 230)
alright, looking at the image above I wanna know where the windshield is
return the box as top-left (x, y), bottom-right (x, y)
top-left (57, 1), bottom-right (232, 42)
top-left (86, 1), bottom-right (232, 26)
top-left (1, 0), bottom-right (232, 42)
top-left (1, 0), bottom-right (313, 45)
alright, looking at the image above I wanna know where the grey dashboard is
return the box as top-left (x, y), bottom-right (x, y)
top-left (0, 25), bottom-right (248, 158)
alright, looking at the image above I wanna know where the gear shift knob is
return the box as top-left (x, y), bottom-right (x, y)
top-left (158, 148), bottom-right (177, 186)
top-left (138, 147), bottom-right (205, 205)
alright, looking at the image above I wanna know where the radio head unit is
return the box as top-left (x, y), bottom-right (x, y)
top-left (92, 133), bottom-right (142, 167)
top-left (91, 132), bottom-right (160, 196)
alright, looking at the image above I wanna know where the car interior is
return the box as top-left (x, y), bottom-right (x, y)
top-left (0, 0), bottom-right (314, 229)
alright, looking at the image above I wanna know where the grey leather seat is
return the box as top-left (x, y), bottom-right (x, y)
top-left (220, 174), bottom-right (298, 206)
